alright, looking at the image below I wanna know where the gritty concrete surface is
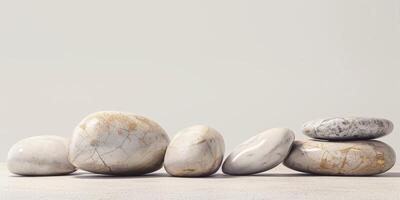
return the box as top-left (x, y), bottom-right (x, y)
top-left (1, 163), bottom-right (399, 200)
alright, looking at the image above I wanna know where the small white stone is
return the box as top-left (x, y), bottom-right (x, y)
top-left (7, 135), bottom-right (76, 176)
top-left (69, 111), bottom-right (170, 175)
top-left (164, 125), bottom-right (225, 177)
top-left (222, 128), bottom-right (295, 175)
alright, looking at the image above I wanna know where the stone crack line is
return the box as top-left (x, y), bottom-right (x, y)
top-left (71, 131), bottom-right (92, 163)
top-left (94, 147), bottom-right (112, 173)
top-left (100, 133), bottom-right (131, 157)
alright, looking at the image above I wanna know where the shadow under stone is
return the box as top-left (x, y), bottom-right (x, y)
top-left (73, 172), bottom-right (170, 179)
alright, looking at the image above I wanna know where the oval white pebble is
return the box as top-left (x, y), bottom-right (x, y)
top-left (7, 135), bottom-right (76, 176)
top-left (303, 117), bottom-right (393, 140)
top-left (69, 111), bottom-right (170, 175)
top-left (164, 125), bottom-right (225, 177)
top-left (222, 128), bottom-right (295, 175)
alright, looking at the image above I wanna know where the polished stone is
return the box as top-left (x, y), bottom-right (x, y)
top-left (303, 117), bottom-right (393, 140)
top-left (284, 140), bottom-right (396, 175)
top-left (222, 128), bottom-right (295, 175)
top-left (164, 125), bottom-right (225, 177)
top-left (69, 111), bottom-right (170, 175)
top-left (7, 135), bottom-right (76, 176)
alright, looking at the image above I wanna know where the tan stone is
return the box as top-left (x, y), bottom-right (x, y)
top-left (69, 111), bottom-right (170, 175)
top-left (284, 140), bottom-right (396, 175)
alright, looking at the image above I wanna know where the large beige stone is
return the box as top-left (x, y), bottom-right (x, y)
top-left (284, 140), bottom-right (396, 175)
top-left (69, 111), bottom-right (170, 175)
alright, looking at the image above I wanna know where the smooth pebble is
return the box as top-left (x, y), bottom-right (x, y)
top-left (222, 128), bottom-right (295, 175)
top-left (7, 135), bottom-right (76, 176)
top-left (303, 117), bottom-right (393, 140)
top-left (164, 125), bottom-right (225, 177)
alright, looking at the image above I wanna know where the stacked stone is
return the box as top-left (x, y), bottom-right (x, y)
top-left (284, 117), bottom-right (396, 175)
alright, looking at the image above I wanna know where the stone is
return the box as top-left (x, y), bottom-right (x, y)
top-left (302, 117), bottom-right (393, 140)
top-left (164, 125), bottom-right (225, 177)
top-left (284, 140), bottom-right (396, 175)
top-left (69, 111), bottom-right (170, 175)
top-left (222, 128), bottom-right (295, 175)
top-left (7, 135), bottom-right (76, 176)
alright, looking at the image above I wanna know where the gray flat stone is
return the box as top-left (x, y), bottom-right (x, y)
top-left (302, 117), bottom-right (393, 140)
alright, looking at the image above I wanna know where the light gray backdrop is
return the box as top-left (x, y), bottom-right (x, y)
top-left (1, 0), bottom-right (399, 161)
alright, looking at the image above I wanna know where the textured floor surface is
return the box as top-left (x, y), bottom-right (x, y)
top-left (1, 163), bottom-right (399, 200)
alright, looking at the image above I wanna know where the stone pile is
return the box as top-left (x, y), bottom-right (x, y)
top-left (284, 117), bottom-right (396, 175)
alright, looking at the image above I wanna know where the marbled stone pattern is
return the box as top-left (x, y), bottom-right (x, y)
top-left (164, 125), bottom-right (225, 177)
top-left (284, 140), bottom-right (396, 175)
top-left (7, 135), bottom-right (76, 176)
top-left (303, 117), bottom-right (393, 140)
top-left (69, 111), bottom-right (170, 175)
top-left (222, 128), bottom-right (295, 175)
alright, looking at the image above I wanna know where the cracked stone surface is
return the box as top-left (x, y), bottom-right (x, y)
top-left (164, 125), bottom-right (225, 177)
top-left (284, 140), bottom-right (396, 175)
top-left (69, 111), bottom-right (170, 175)
top-left (222, 128), bottom-right (295, 175)
top-left (302, 117), bottom-right (393, 140)
top-left (7, 135), bottom-right (76, 176)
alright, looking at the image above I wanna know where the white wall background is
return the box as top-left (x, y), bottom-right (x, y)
top-left (1, 0), bottom-right (399, 161)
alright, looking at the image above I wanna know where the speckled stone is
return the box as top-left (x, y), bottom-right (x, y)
top-left (69, 111), bottom-right (170, 175)
top-left (7, 135), bottom-right (76, 176)
top-left (164, 125), bottom-right (225, 177)
top-left (284, 140), bottom-right (396, 175)
top-left (303, 117), bottom-right (393, 140)
top-left (222, 128), bottom-right (295, 175)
